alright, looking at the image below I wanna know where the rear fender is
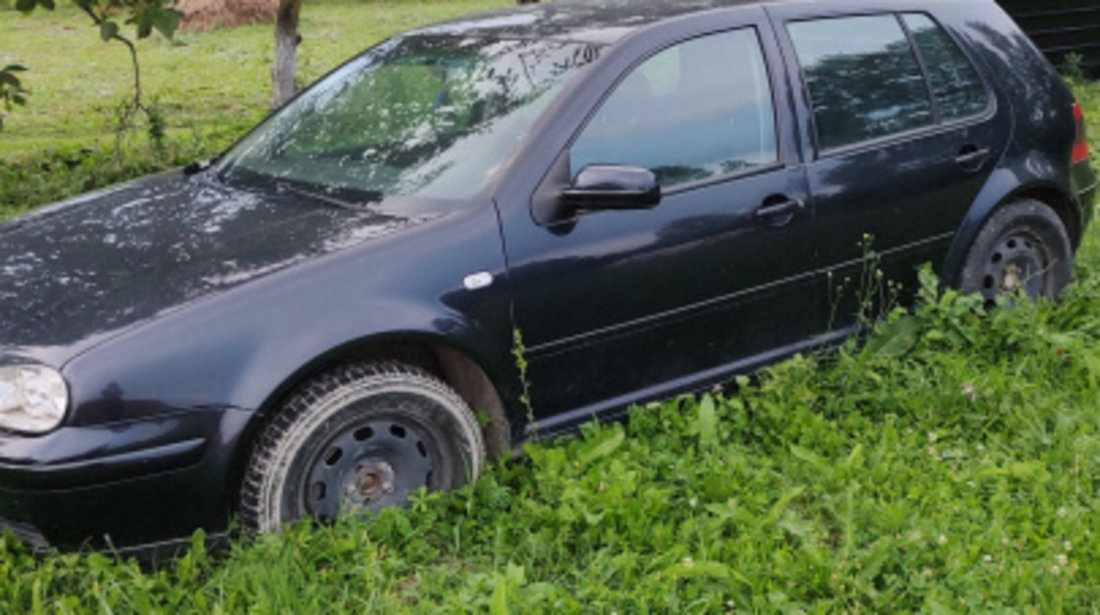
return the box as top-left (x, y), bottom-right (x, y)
top-left (941, 156), bottom-right (1078, 287)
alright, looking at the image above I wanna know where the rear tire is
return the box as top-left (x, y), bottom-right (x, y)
top-left (240, 362), bottom-right (485, 533)
top-left (958, 199), bottom-right (1073, 306)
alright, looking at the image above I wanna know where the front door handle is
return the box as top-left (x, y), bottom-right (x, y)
top-left (956, 145), bottom-right (991, 171)
top-left (754, 197), bottom-right (804, 220)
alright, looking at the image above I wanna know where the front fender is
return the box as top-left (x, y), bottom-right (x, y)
top-left (59, 202), bottom-right (515, 430)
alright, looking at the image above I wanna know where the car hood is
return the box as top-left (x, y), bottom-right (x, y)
top-left (0, 171), bottom-right (441, 358)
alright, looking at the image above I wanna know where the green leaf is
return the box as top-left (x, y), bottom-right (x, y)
top-left (841, 444), bottom-right (863, 471)
top-left (789, 445), bottom-right (828, 473)
top-left (766, 486), bottom-right (806, 525)
top-left (38, 0), bottom-right (54, 9)
top-left (2, 65), bottom-right (28, 73)
top-left (15, 0), bottom-right (37, 13)
top-left (862, 316), bottom-right (920, 360)
top-left (576, 425), bottom-right (624, 468)
top-left (656, 559), bottom-right (742, 582)
top-left (99, 20), bottom-right (119, 42)
top-left (704, 502), bottom-right (737, 520)
top-left (976, 461), bottom-right (1050, 482)
top-left (695, 394), bottom-right (718, 450)
top-left (137, 11), bottom-right (154, 39)
top-left (150, 7), bottom-right (182, 40)
top-left (489, 580), bottom-right (509, 615)
top-left (777, 513), bottom-right (818, 543)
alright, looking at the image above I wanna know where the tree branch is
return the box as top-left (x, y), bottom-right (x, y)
top-left (111, 34), bottom-right (143, 113)
top-left (73, 4), bottom-right (143, 114)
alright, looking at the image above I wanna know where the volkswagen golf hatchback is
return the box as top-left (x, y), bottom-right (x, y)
top-left (0, 0), bottom-right (1095, 556)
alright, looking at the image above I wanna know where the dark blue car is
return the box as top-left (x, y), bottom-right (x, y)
top-left (0, 0), bottom-right (1095, 557)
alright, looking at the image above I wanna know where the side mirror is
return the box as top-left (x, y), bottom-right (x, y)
top-left (562, 165), bottom-right (662, 211)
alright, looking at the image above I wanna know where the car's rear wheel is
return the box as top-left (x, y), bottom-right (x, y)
top-left (958, 199), bottom-right (1073, 307)
top-left (240, 362), bottom-right (485, 533)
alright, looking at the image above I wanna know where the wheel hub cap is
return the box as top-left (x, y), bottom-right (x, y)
top-left (343, 458), bottom-right (395, 507)
top-left (1002, 264), bottom-right (1022, 292)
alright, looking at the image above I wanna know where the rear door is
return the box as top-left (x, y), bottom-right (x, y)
top-left (769, 5), bottom-right (1012, 323)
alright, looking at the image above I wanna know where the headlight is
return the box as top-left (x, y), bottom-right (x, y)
top-left (0, 365), bottom-right (69, 434)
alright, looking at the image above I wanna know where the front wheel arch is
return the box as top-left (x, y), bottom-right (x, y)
top-left (239, 361), bottom-right (487, 532)
top-left (227, 335), bottom-right (513, 520)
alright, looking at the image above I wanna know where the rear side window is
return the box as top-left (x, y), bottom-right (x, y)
top-left (789, 16), bottom-right (934, 150)
top-left (570, 28), bottom-right (777, 189)
top-left (902, 13), bottom-right (988, 120)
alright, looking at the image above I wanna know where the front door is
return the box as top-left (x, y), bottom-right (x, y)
top-left (502, 23), bottom-right (826, 432)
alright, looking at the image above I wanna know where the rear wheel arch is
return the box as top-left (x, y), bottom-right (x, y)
top-left (945, 180), bottom-right (1079, 287)
top-left (1008, 185), bottom-right (1082, 250)
top-left (956, 197), bottom-right (1074, 303)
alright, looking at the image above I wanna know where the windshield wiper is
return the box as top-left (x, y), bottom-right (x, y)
top-left (275, 182), bottom-right (374, 211)
top-left (183, 153), bottom-right (225, 176)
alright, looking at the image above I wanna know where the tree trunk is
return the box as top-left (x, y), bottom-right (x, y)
top-left (271, 0), bottom-right (302, 109)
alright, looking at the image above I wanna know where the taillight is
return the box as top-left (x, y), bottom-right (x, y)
top-left (1073, 103), bottom-right (1090, 164)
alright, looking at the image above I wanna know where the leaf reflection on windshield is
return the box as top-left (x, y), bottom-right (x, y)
top-left (217, 36), bottom-right (603, 205)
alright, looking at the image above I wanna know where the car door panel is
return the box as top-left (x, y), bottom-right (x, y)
top-left (514, 165), bottom-right (822, 424)
top-left (808, 118), bottom-right (1007, 270)
top-left (501, 20), bottom-right (824, 427)
top-left (769, 5), bottom-right (1012, 323)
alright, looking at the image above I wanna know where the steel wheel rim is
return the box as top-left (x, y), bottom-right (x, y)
top-left (979, 231), bottom-right (1050, 306)
top-left (302, 416), bottom-right (437, 523)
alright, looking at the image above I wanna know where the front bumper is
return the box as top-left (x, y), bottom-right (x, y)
top-left (0, 408), bottom-right (249, 553)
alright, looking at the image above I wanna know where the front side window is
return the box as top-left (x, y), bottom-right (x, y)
top-left (789, 15), bottom-right (934, 151)
top-left (218, 36), bottom-right (601, 203)
top-left (570, 29), bottom-right (777, 189)
top-left (902, 13), bottom-right (988, 121)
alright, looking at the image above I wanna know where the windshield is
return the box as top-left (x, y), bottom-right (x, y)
top-left (217, 36), bottom-right (602, 203)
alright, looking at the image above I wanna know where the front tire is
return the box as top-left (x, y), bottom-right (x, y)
top-left (958, 199), bottom-right (1074, 306)
top-left (240, 362), bottom-right (485, 533)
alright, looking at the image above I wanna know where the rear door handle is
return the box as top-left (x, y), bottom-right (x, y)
top-left (754, 198), bottom-right (804, 220)
top-left (956, 145), bottom-right (991, 170)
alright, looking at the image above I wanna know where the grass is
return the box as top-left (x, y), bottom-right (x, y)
top-left (1, 4), bottom-right (1100, 611)
top-left (0, 0), bottom-right (510, 156)
top-left (0, 0), bottom-right (510, 221)
top-left (1078, 78), bottom-right (1100, 155)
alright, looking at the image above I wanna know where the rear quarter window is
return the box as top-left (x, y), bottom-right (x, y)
top-left (901, 13), bottom-right (988, 121)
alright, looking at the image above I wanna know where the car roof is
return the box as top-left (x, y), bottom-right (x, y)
top-left (408, 0), bottom-right (780, 45)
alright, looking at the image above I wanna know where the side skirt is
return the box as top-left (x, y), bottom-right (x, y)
top-left (521, 325), bottom-right (857, 441)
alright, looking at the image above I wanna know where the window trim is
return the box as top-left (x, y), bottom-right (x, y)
top-left (563, 25), bottom-right (785, 197)
top-left (899, 12), bottom-right (996, 125)
top-left (785, 11), bottom-right (997, 160)
top-left (897, 13), bottom-right (942, 125)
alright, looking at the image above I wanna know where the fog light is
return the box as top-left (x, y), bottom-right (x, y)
top-left (0, 365), bottom-right (68, 434)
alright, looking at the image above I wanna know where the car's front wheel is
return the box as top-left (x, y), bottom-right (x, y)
top-left (958, 199), bottom-right (1074, 306)
top-left (240, 362), bottom-right (485, 533)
